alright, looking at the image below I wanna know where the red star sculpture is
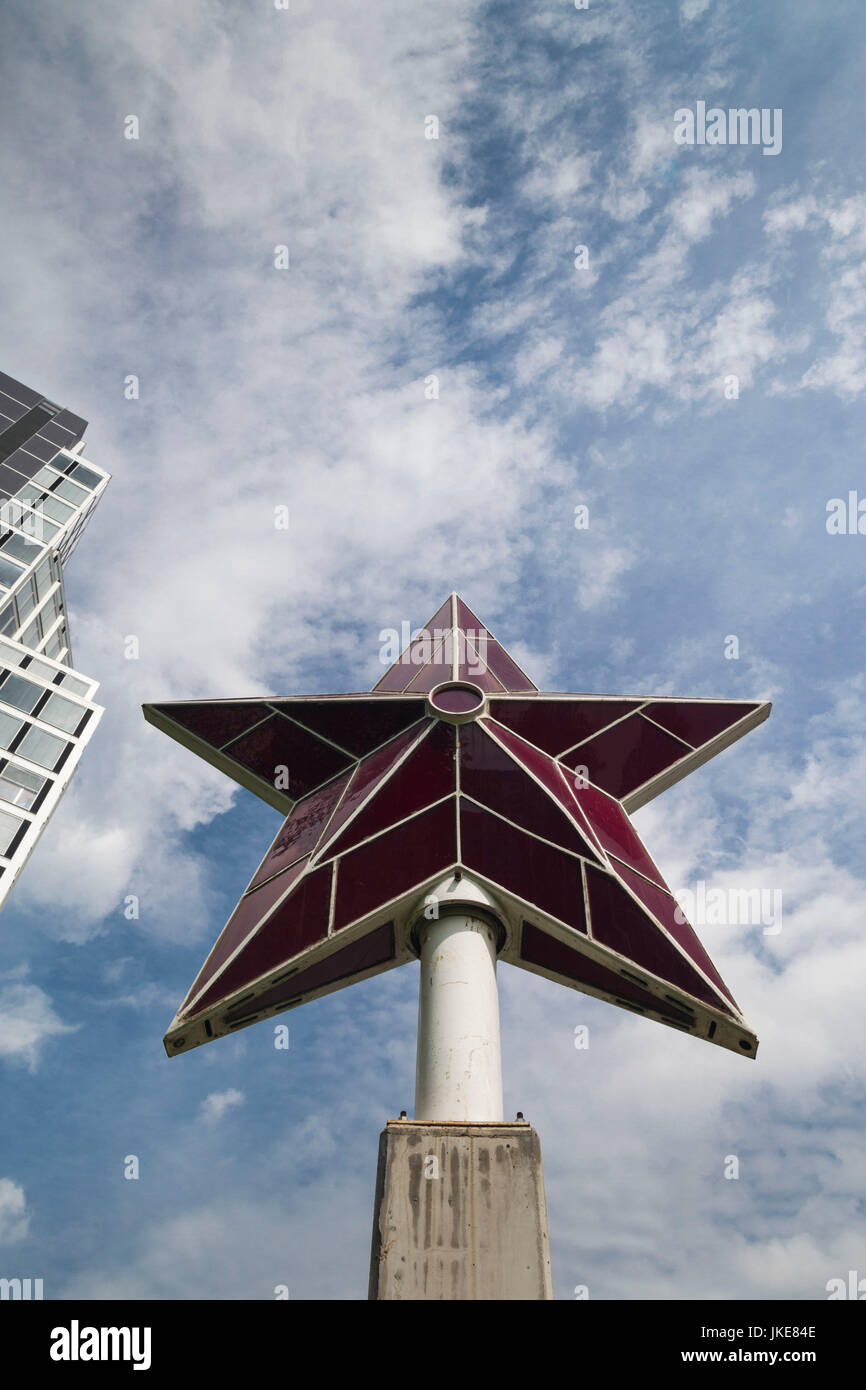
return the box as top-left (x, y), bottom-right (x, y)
top-left (143, 594), bottom-right (769, 1059)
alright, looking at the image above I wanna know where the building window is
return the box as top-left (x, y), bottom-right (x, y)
top-left (0, 709), bottom-right (24, 748)
top-left (20, 509), bottom-right (61, 543)
top-left (33, 558), bottom-right (53, 599)
top-left (21, 654), bottom-right (57, 684)
top-left (40, 495), bottom-right (75, 525)
top-left (5, 500), bottom-right (61, 545)
top-left (68, 463), bottom-right (102, 490)
top-left (38, 692), bottom-right (84, 734)
top-left (18, 614), bottom-right (42, 648)
top-left (0, 554), bottom-right (24, 589)
top-left (0, 639), bottom-right (22, 669)
top-left (16, 725), bottom-right (67, 770)
top-left (0, 804), bottom-right (25, 855)
top-left (60, 673), bottom-right (91, 698)
top-left (53, 477), bottom-right (89, 506)
top-left (0, 762), bottom-right (45, 810)
top-left (0, 672), bottom-right (43, 713)
top-left (15, 579), bottom-right (37, 624)
top-left (30, 465), bottom-right (62, 490)
top-left (1, 531), bottom-right (43, 565)
top-left (14, 485), bottom-right (41, 507)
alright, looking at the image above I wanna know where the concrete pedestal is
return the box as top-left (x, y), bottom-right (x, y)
top-left (368, 1119), bottom-right (554, 1300)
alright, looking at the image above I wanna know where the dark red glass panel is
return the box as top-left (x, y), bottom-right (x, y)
top-left (191, 865), bottom-right (333, 1013)
top-left (318, 723), bottom-right (428, 851)
top-left (460, 723), bottom-right (595, 860)
top-left (521, 922), bottom-right (695, 1024)
top-left (373, 658), bottom-right (417, 694)
top-left (561, 713), bottom-right (689, 801)
top-left (323, 721), bottom-right (456, 859)
top-left (643, 701), bottom-right (759, 748)
top-left (248, 772), bottom-right (352, 889)
top-left (223, 712), bottom-right (353, 796)
top-left (185, 856), bottom-right (312, 1008)
top-left (453, 631), bottom-right (504, 688)
top-left (373, 633), bottom-right (440, 693)
top-left (456, 660), bottom-right (505, 693)
top-left (480, 720), bottom-right (603, 862)
top-left (373, 597), bottom-right (454, 691)
top-left (333, 799), bottom-right (457, 931)
top-left (405, 636), bottom-right (454, 693)
top-left (612, 862), bottom-right (737, 1007)
top-left (451, 606), bottom-right (508, 692)
top-left (487, 698), bottom-right (640, 757)
top-left (425, 596), bottom-right (455, 631)
top-left (584, 866), bottom-right (734, 1014)
top-left (569, 781), bottom-right (666, 886)
top-left (472, 640), bottom-right (536, 693)
top-left (224, 923), bottom-right (395, 1021)
top-left (272, 697), bottom-right (425, 757)
top-left (455, 596), bottom-right (489, 636)
top-left (154, 701), bottom-right (272, 750)
top-left (459, 801), bottom-right (587, 932)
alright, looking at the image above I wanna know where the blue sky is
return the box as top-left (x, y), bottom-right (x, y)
top-left (0, 0), bottom-right (864, 1299)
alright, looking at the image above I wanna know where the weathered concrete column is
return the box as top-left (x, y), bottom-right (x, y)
top-left (368, 1119), bottom-right (554, 1300)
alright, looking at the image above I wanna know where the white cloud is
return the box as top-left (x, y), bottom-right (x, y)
top-left (198, 1089), bottom-right (245, 1124)
top-left (522, 154), bottom-right (595, 206)
top-left (62, 1187), bottom-right (370, 1300)
top-left (681, 0), bottom-right (711, 21)
top-left (576, 543), bottom-right (635, 609)
top-left (0, 1179), bottom-right (30, 1244)
top-left (628, 109), bottom-right (679, 181)
top-left (0, 982), bottom-right (77, 1071)
top-left (557, 168), bottom-right (791, 412)
top-left (764, 192), bottom-right (866, 398)
top-left (1, 0), bottom-right (576, 941)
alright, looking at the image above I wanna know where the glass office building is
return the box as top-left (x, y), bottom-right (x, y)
top-left (0, 370), bottom-right (109, 909)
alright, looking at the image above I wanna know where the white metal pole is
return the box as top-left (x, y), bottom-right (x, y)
top-left (414, 906), bottom-right (504, 1122)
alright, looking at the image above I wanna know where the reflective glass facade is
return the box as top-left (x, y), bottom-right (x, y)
top-left (0, 371), bottom-right (108, 910)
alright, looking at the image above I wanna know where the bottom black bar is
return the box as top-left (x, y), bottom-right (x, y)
top-left (4, 1297), bottom-right (861, 1375)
